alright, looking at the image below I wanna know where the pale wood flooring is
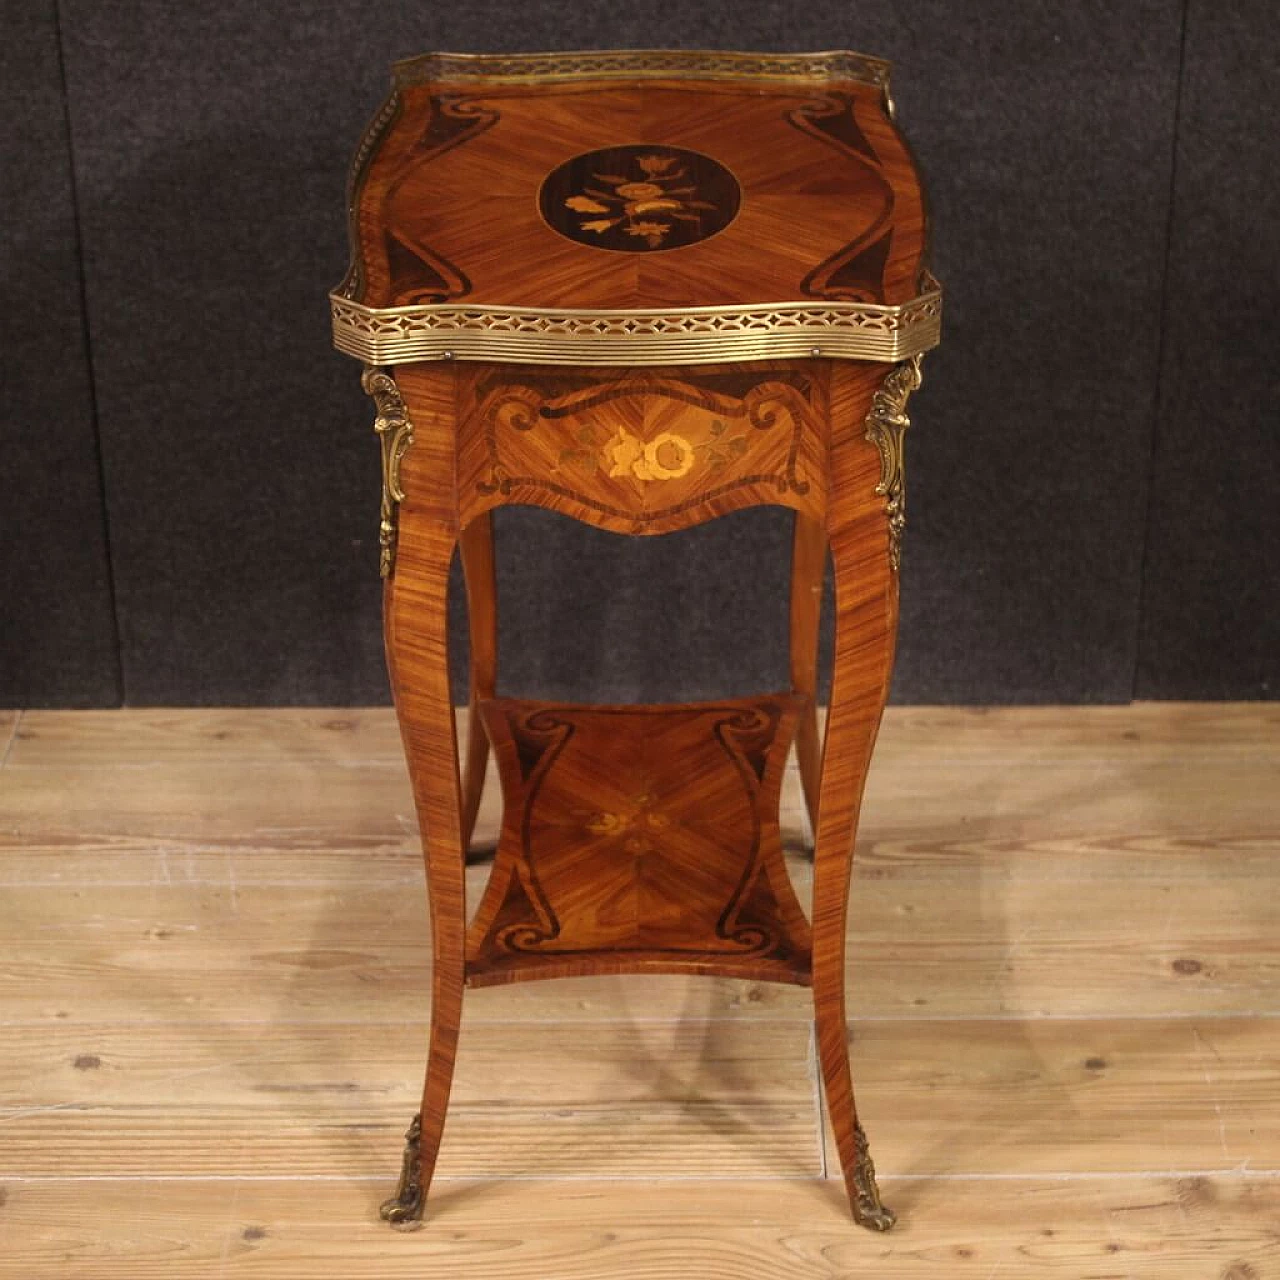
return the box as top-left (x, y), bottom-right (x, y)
top-left (0, 704), bottom-right (1276, 1277)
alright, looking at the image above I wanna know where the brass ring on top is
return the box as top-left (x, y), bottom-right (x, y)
top-left (330, 274), bottom-right (942, 368)
top-left (392, 48), bottom-right (892, 90)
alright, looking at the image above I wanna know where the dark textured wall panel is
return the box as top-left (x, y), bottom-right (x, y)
top-left (58, 4), bottom-right (389, 705)
top-left (889, 4), bottom-right (1180, 702)
top-left (493, 506), bottom-right (795, 704)
top-left (1137, 2), bottom-right (1279, 699)
top-left (0, 4), bottom-right (119, 707)
top-left (57, 2), bottom-right (1183, 705)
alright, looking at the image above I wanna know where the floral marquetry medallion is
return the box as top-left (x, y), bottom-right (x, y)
top-left (456, 364), bottom-right (829, 534)
top-left (538, 145), bottom-right (741, 252)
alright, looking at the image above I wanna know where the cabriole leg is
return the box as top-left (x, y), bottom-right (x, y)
top-left (379, 366), bottom-right (469, 1228)
top-left (811, 363), bottom-right (903, 1230)
top-left (458, 512), bottom-right (497, 857)
top-left (789, 510), bottom-right (827, 843)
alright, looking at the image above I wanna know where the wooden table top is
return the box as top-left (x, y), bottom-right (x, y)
top-left (332, 51), bottom-right (941, 367)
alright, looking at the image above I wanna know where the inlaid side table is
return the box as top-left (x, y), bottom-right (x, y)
top-left (331, 49), bottom-right (941, 1231)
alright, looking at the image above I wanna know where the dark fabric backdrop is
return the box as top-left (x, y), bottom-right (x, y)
top-left (2, 1), bottom-right (1275, 707)
top-left (1, 4), bottom-right (118, 706)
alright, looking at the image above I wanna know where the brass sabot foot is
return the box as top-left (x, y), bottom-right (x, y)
top-left (380, 1114), bottom-right (426, 1231)
top-left (849, 1121), bottom-right (896, 1232)
top-left (853, 1201), bottom-right (897, 1233)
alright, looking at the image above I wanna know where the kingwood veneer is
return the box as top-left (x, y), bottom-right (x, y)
top-left (332, 48), bottom-right (942, 1232)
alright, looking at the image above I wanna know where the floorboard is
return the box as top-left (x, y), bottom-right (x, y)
top-left (0, 704), bottom-right (1276, 1277)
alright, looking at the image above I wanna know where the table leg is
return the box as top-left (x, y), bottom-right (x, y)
top-left (459, 512), bottom-right (497, 856)
top-left (377, 367), bottom-right (468, 1229)
top-left (789, 511), bottom-right (827, 843)
top-left (811, 363), bottom-right (901, 1230)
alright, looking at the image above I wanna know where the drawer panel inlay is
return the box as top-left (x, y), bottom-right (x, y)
top-left (458, 365), bottom-right (828, 533)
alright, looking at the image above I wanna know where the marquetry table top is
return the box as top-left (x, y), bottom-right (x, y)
top-left (331, 50), bottom-right (941, 366)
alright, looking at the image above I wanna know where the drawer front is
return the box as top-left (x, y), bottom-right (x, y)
top-left (456, 364), bottom-right (828, 534)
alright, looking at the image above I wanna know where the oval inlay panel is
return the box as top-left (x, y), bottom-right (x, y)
top-left (538, 145), bottom-right (741, 253)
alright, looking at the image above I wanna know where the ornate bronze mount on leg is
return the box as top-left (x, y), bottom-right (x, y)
top-left (849, 1121), bottom-right (896, 1231)
top-left (379, 1113), bottom-right (426, 1230)
top-left (361, 365), bottom-right (415, 579)
top-left (863, 355), bottom-right (924, 573)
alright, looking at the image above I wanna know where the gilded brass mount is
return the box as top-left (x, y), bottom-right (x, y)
top-left (362, 365), bottom-right (415, 578)
top-left (379, 1113), bottom-right (426, 1229)
top-left (863, 356), bottom-right (924, 572)
top-left (393, 48), bottom-right (893, 91)
top-left (850, 1120), bottom-right (897, 1231)
top-left (332, 282), bottom-right (941, 368)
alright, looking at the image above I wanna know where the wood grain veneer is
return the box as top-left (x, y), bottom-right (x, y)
top-left (466, 695), bottom-right (811, 987)
top-left (336, 48), bottom-right (936, 1235)
top-left (343, 63), bottom-right (926, 311)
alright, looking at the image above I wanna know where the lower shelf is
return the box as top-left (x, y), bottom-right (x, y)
top-left (465, 694), bottom-right (814, 987)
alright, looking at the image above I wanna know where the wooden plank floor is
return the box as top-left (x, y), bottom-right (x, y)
top-left (0, 704), bottom-right (1277, 1277)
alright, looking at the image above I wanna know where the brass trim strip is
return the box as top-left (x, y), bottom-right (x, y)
top-left (392, 48), bottom-right (891, 90)
top-left (336, 92), bottom-right (402, 301)
top-left (331, 277), bottom-right (941, 369)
